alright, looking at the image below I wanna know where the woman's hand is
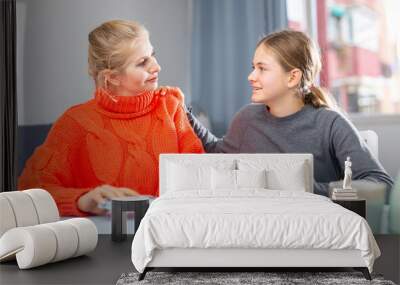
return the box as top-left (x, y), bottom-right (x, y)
top-left (77, 185), bottom-right (138, 215)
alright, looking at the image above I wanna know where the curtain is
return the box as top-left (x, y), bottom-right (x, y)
top-left (191, 0), bottom-right (287, 136)
top-left (0, 0), bottom-right (17, 192)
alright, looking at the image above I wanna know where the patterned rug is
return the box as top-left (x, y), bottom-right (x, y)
top-left (116, 271), bottom-right (396, 285)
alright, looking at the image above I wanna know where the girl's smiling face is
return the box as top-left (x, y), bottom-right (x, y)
top-left (248, 46), bottom-right (291, 104)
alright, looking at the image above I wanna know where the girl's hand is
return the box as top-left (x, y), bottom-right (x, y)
top-left (77, 185), bottom-right (138, 215)
top-left (154, 86), bottom-right (172, 96)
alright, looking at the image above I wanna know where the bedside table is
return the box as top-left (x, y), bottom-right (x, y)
top-left (111, 196), bottom-right (150, 242)
top-left (332, 199), bottom-right (366, 218)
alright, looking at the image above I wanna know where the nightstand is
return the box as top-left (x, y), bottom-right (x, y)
top-left (111, 196), bottom-right (150, 242)
top-left (332, 199), bottom-right (366, 218)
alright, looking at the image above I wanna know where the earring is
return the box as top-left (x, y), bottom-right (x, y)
top-left (300, 85), bottom-right (311, 95)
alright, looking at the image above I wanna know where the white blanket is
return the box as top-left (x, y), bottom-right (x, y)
top-left (131, 190), bottom-right (380, 273)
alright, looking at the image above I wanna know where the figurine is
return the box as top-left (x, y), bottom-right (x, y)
top-left (343, 156), bottom-right (352, 190)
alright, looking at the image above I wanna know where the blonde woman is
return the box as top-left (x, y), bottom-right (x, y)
top-left (19, 20), bottom-right (204, 216)
top-left (188, 30), bottom-right (393, 199)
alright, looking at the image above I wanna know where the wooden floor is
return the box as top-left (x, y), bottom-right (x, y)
top-left (373, 234), bottom-right (400, 284)
top-left (0, 234), bottom-right (398, 284)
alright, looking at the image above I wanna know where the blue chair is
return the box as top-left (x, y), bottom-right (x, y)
top-left (17, 124), bottom-right (52, 176)
top-left (389, 172), bottom-right (400, 234)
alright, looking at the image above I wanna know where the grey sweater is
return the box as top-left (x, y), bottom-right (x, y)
top-left (187, 104), bottom-right (393, 200)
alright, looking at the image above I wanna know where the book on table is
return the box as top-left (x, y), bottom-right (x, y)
top-left (331, 188), bottom-right (358, 200)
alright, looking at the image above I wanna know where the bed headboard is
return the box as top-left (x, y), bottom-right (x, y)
top-left (159, 153), bottom-right (314, 195)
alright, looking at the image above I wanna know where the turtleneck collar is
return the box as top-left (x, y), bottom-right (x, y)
top-left (94, 88), bottom-right (158, 118)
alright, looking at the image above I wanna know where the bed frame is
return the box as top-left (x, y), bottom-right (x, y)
top-left (138, 154), bottom-right (372, 280)
top-left (140, 248), bottom-right (371, 280)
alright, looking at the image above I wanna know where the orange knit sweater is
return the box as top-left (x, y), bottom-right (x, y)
top-left (18, 87), bottom-right (204, 216)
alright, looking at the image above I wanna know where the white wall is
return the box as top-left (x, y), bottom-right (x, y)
top-left (351, 114), bottom-right (400, 179)
top-left (17, 0), bottom-right (192, 125)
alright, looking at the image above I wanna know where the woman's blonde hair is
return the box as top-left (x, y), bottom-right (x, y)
top-left (88, 19), bottom-right (148, 86)
top-left (257, 30), bottom-right (336, 109)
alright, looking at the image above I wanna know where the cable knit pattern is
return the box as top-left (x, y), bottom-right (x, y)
top-left (18, 87), bottom-right (204, 216)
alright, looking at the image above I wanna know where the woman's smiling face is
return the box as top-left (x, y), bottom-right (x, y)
top-left (113, 35), bottom-right (161, 96)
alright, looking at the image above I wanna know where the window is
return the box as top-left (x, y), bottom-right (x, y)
top-left (287, 0), bottom-right (400, 115)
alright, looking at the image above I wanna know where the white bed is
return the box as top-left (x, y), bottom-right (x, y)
top-left (131, 154), bottom-right (380, 280)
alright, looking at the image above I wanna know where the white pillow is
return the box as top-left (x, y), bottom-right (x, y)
top-left (236, 169), bottom-right (267, 189)
top-left (165, 159), bottom-right (236, 192)
top-left (211, 168), bottom-right (236, 190)
top-left (211, 168), bottom-right (268, 190)
top-left (267, 163), bottom-right (306, 191)
top-left (167, 162), bottom-right (211, 191)
top-left (238, 159), bottom-right (307, 191)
